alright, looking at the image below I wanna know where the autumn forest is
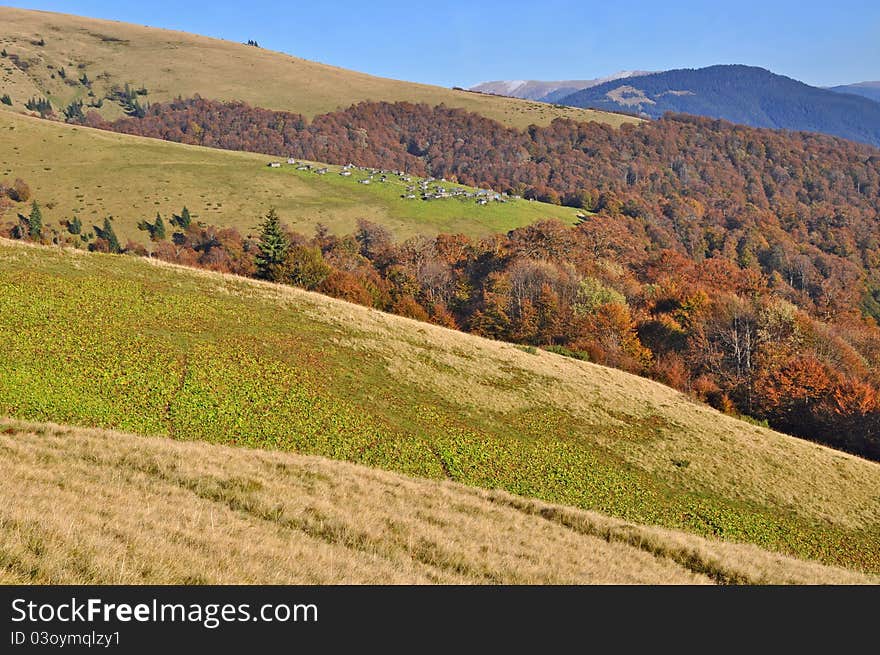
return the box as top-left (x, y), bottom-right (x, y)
top-left (8, 95), bottom-right (880, 461)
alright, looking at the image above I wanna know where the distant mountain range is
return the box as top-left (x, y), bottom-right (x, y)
top-left (828, 81), bottom-right (880, 103)
top-left (469, 66), bottom-right (880, 147)
top-left (552, 65), bottom-right (880, 147)
top-left (470, 71), bottom-right (651, 104)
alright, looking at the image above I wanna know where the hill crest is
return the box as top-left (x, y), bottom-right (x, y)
top-left (0, 6), bottom-right (637, 130)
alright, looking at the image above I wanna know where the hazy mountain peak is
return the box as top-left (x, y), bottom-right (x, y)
top-left (827, 81), bottom-right (880, 103)
top-left (469, 71), bottom-right (653, 102)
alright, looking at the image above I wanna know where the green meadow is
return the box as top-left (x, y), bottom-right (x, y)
top-left (0, 111), bottom-right (579, 243)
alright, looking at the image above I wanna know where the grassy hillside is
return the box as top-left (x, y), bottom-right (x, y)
top-left (0, 7), bottom-right (638, 130)
top-left (0, 111), bottom-right (579, 242)
top-left (1, 240), bottom-right (879, 574)
top-left (1, 418), bottom-right (872, 585)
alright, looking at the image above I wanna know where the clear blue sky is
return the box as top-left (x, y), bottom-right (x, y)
top-left (5, 1), bottom-right (879, 87)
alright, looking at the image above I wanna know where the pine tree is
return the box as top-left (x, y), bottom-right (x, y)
top-left (105, 218), bottom-right (121, 253)
top-left (171, 206), bottom-right (191, 230)
top-left (154, 213), bottom-right (166, 240)
top-left (25, 97), bottom-right (52, 117)
top-left (28, 201), bottom-right (42, 240)
top-left (129, 98), bottom-right (146, 118)
top-left (254, 208), bottom-right (289, 281)
top-left (137, 213), bottom-right (167, 241)
top-left (67, 216), bottom-right (82, 235)
top-left (63, 99), bottom-right (84, 122)
top-left (95, 217), bottom-right (121, 253)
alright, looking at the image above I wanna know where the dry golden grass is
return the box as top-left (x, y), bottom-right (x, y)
top-left (236, 261), bottom-right (880, 533)
top-left (0, 418), bottom-right (871, 585)
top-left (0, 7), bottom-right (639, 130)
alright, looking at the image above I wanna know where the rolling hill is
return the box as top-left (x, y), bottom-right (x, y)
top-left (0, 6), bottom-right (637, 130)
top-left (1, 239), bottom-right (879, 576)
top-left (1, 417), bottom-right (872, 584)
top-left (558, 65), bottom-right (880, 147)
top-left (828, 81), bottom-right (880, 104)
top-left (0, 110), bottom-right (579, 244)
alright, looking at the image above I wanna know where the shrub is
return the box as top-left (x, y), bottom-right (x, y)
top-left (543, 345), bottom-right (589, 361)
top-left (285, 245), bottom-right (332, 290)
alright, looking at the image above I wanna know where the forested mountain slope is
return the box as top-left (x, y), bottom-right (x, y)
top-left (558, 65), bottom-right (880, 147)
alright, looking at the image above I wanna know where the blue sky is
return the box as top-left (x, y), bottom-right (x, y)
top-left (5, 1), bottom-right (879, 88)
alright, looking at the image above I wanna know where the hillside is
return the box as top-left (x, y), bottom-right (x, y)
top-left (0, 110), bottom-right (578, 243)
top-left (558, 65), bottom-right (880, 147)
top-left (1, 417), bottom-right (872, 585)
top-left (9, 95), bottom-right (880, 461)
top-left (1, 240), bottom-right (879, 575)
top-left (829, 81), bottom-right (880, 104)
top-left (0, 6), bottom-right (637, 130)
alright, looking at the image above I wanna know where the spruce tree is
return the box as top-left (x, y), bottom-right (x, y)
top-left (154, 213), bottom-right (166, 240)
top-left (254, 208), bottom-right (289, 281)
top-left (137, 213), bottom-right (167, 241)
top-left (95, 217), bottom-right (121, 253)
top-left (67, 216), bottom-right (82, 235)
top-left (171, 206), bottom-right (191, 230)
top-left (28, 201), bottom-right (42, 240)
top-left (106, 219), bottom-right (121, 253)
top-left (63, 99), bottom-right (84, 122)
